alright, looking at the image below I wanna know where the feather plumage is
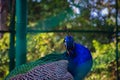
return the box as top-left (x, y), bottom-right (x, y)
top-left (9, 60), bottom-right (73, 80)
top-left (64, 36), bottom-right (93, 80)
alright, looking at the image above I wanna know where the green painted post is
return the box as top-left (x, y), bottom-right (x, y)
top-left (9, 0), bottom-right (15, 71)
top-left (16, 0), bottom-right (27, 67)
top-left (115, 0), bottom-right (119, 79)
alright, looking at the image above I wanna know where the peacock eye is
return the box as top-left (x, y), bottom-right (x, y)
top-left (64, 43), bottom-right (67, 47)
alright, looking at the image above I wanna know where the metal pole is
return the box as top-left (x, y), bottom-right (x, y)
top-left (115, 0), bottom-right (119, 80)
top-left (9, 0), bottom-right (15, 71)
top-left (16, 0), bottom-right (27, 66)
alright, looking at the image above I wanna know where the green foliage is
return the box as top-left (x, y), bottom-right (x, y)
top-left (92, 40), bottom-right (116, 64)
top-left (28, 0), bottom-right (69, 22)
top-left (85, 40), bottom-right (117, 80)
top-left (0, 34), bottom-right (9, 80)
top-left (27, 33), bottom-right (65, 61)
top-left (0, 34), bottom-right (10, 52)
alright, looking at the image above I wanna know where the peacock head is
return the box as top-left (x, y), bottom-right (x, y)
top-left (64, 36), bottom-right (75, 51)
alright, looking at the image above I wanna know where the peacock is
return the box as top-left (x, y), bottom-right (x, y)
top-left (5, 36), bottom-right (93, 80)
top-left (64, 36), bottom-right (93, 80)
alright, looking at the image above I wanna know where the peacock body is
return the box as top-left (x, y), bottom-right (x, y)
top-left (6, 36), bottom-right (93, 80)
top-left (64, 36), bottom-right (93, 80)
top-left (8, 60), bottom-right (73, 80)
top-left (5, 53), bottom-right (68, 80)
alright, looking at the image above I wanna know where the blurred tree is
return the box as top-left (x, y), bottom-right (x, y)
top-left (27, 0), bottom-right (116, 44)
top-left (26, 0), bottom-right (118, 64)
top-left (0, 0), bottom-right (9, 39)
top-left (28, 0), bottom-right (70, 22)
